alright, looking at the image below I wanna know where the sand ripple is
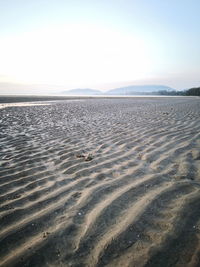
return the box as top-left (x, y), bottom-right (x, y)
top-left (0, 97), bottom-right (200, 267)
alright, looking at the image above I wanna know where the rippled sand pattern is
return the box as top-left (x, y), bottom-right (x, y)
top-left (0, 97), bottom-right (200, 267)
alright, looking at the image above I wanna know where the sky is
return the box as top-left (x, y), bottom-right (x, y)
top-left (0, 0), bottom-right (200, 94)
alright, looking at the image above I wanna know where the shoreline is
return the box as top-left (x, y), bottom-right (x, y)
top-left (0, 94), bottom-right (194, 104)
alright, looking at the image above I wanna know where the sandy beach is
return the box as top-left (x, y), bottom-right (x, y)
top-left (0, 96), bottom-right (200, 267)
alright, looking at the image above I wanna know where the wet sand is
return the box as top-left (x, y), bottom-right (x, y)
top-left (0, 97), bottom-right (200, 267)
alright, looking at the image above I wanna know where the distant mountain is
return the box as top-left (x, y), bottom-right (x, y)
top-left (60, 85), bottom-right (175, 96)
top-left (106, 85), bottom-right (174, 95)
top-left (61, 88), bottom-right (102, 95)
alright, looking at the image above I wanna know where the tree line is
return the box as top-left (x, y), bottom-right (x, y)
top-left (152, 87), bottom-right (200, 96)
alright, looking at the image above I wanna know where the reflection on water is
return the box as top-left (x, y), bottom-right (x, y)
top-left (0, 102), bottom-right (51, 109)
top-left (0, 100), bottom-right (85, 109)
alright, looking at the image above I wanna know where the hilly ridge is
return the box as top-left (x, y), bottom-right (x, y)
top-left (106, 85), bottom-right (174, 95)
top-left (61, 85), bottom-right (175, 96)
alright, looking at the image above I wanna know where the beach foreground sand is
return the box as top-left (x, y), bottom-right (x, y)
top-left (0, 97), bottom-right (200, 267)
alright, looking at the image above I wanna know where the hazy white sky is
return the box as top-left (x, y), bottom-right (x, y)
top-left (0, 0), bottom-right (200, 94)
